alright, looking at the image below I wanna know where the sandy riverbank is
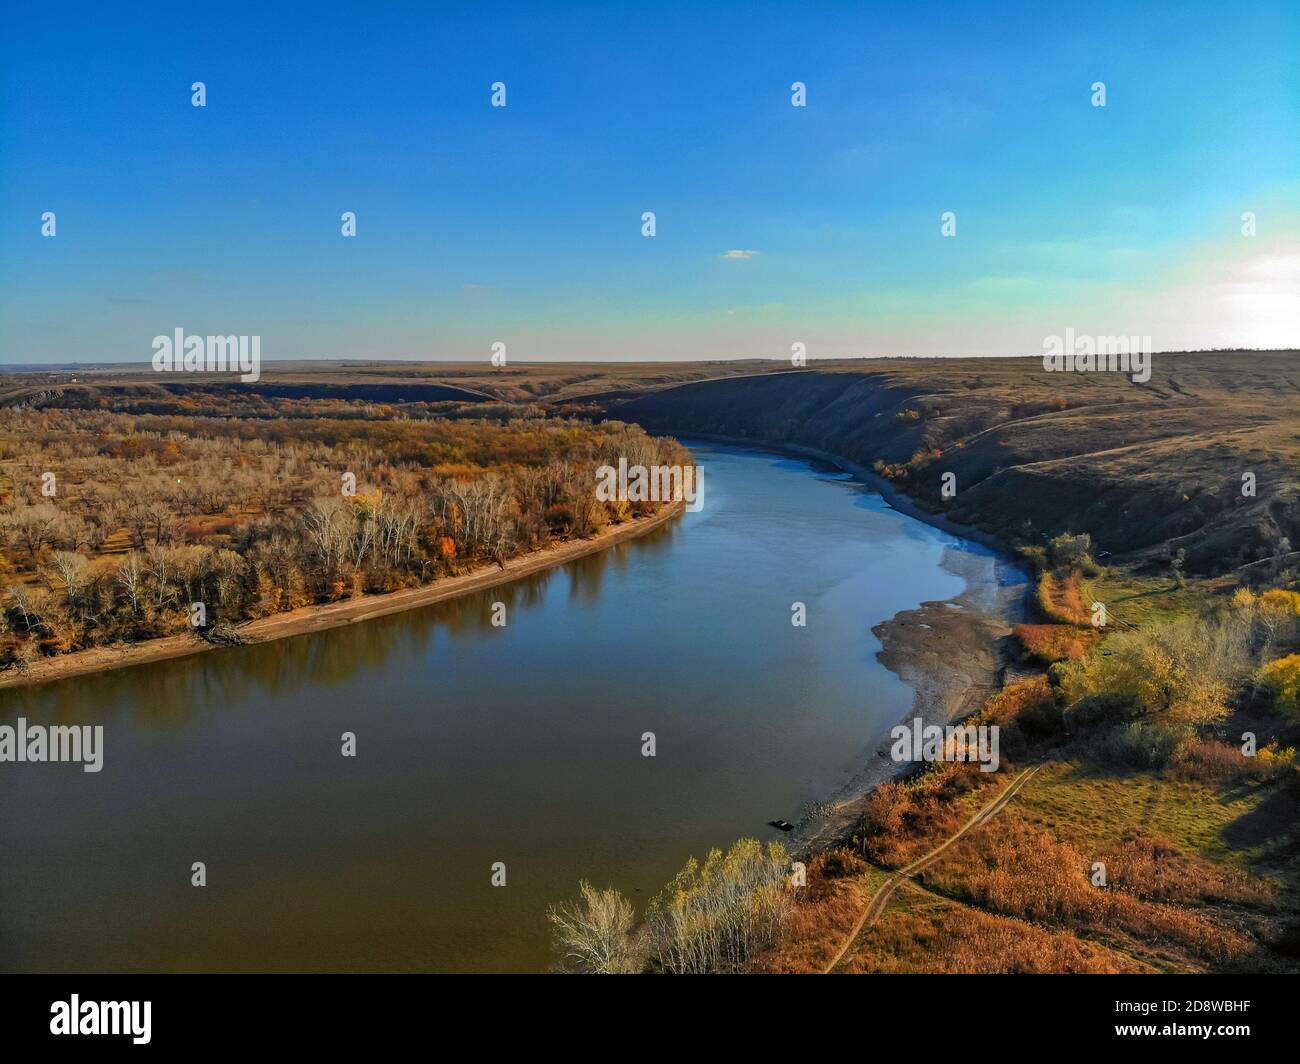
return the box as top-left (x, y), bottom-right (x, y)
top-left (777, 443), bottom-right (1032, 851)
top-left (0, 502), bottom-right (685, 691)
top-left (793, 546), bottom-right (1029, 851)
top-left (669, 435), bottom-right (1033, 852)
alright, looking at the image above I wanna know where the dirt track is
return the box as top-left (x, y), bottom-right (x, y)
top-left (823, 763), bottom-right (1043, 973)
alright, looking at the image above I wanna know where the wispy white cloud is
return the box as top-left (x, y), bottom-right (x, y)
top-left (721, 249), bottom-right (759, 260)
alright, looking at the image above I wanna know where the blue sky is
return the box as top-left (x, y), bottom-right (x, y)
top-left (2, 0), bottom-right (1297, 363)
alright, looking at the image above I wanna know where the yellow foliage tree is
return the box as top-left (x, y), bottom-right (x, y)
top-left (1260, 654), bottom-right (1300, 719)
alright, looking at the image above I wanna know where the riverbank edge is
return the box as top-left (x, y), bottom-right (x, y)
top-left (689, 434), bottom-right (1025, 558)
top-left (0, 502), bottom-right (685, 692)
top-left (672, 433), bottom-right (1034, 851)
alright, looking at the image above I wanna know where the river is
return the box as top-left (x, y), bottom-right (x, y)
top-left (0, 441), bottom-right (1018, 972)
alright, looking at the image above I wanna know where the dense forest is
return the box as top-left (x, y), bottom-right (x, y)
top-left (0, 402), bottom-right (688, 669)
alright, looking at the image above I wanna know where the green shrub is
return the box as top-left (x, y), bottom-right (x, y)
top-left (1094, 721), bottom-right (1186, 768)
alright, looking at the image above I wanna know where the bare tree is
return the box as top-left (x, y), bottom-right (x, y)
top-left (547, 882), bottom-right (644, 974)
top-left (116, 552), bottom-right (145, 619)
top-left (6, 502), bottom-right (61, 558)
top-left (47, 550), bottom-right (90, 611)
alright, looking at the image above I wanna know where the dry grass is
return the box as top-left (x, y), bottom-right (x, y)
top-left (1171, 737), bottom-right (1296, 784)
top-left (979, 674), bottom-right (1062, 744)
top-left (753, 851), bottom-right (879, 974)
top-left (1014, 622), bottom-right (1099, 663)
top-left (920, 813), bottom-right (1265, 967)
top-left (1100, 830), bottom-right (1271, 906)
top-left (856, 762), bottom-right (999, 868)
top-left (828, 709), bottom-right (1290, 972)
top-left (844, 882), bottom-right (1149, 974)
top-left (1036, 570), bottom-right (1091, 626)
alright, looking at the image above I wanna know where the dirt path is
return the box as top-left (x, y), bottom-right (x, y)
top-left (0, 503), bottom-right (684, 691)
top-left (822, 763), bottom-right (1043, 974)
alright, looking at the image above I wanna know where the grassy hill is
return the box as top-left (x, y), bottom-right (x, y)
top-left (606, 351), bottom-right (1300, 578)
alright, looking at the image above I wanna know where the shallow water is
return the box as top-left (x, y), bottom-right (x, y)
top-left (0, 442), bottom-right (1013, 972)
